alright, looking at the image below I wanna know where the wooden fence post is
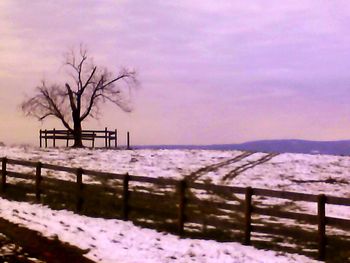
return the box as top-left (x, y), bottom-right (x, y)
top-left (53, 128), bottom-right (56, 147)
top-left (105, 127), bottom-right (108, 148)
top-left (244, 187), bottom-right (253, 245)
top-left (35, 162), bottom-right (42, 202)
top-left (39, 129), bottom-right (42, 148)
top-left (76, 168), bottom-right (84, 212)
top-left (66, 130), bottom-right (69, 147)
top-left (122, 173), bottom-right (130, 220)
top-left (127, 131), bottom-right (130, 150)
top-left (177, 179), bottom-right (186, 235)
top-left (92, 132), bottom-right (95, 148)
top-left (45, 129), bottom-right (48, 148)
top-left (1, 158), bottom-right (7, 193)
top-left (318, 194), bottom-right (326, 260)
top-left (115, 129), bottom-right (117, 148)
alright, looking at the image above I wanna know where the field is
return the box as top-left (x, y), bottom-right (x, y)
top-left (0, 145), bottom-right (349, 262)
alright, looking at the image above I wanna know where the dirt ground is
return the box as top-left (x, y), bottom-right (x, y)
top-left (0, 217), bottom-right (94, 263)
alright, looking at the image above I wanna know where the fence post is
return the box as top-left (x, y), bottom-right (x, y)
top-left (92, 132), bottom-right (95, 148)
top-left (39, 129), bottom-right (42, 148)
top-left (244, 187), bottom-right (253, 245)
top-left (66, 130), bottom-right (69, 147)
top-left (45, 129), bottom-right (48, 148)
top-left (76, 168), bottom-right (84, 212)
top-left (318, 194), bottom-right (326, 260)
top-left (108, 131), bottom-right (111, 148)
top-left (1, 158), bottom-right (7, 193)
top-left (177, 179), bottom-right (186, 235)
top-left (127, 131), bottom-right (130, 150)
top-left (105, 127), bottom-right (108, 148)
top-left (122, 173), bottom-right (130, 220)
top-left (35, 162), bottom-right (42, 202)
top-left (53, 128), bottom-right (56, 148)
top-left (115, 129), bottom-right (117, 148)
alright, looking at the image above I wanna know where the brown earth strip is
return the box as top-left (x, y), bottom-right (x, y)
top-left (0, 232), bottom-right (43, 262)
top-left (291, 178), bottom-right (348, 185)
top-left (0, 217), bottom-right (94, 263)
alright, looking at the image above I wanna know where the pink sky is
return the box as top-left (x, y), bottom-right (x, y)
top-left (1, 1), bottom-right (350, 146)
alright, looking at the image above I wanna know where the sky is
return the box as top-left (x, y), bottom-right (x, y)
top-left (2, 0), bottom-right (350, 146)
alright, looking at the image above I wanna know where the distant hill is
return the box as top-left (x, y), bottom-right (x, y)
top-left (135, 139), bottom-right (350, 156)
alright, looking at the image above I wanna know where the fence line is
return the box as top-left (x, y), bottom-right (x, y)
top-left (39, 128), bottom-right (131, 149)
top-left (0, 157), bottom-right (349, 261)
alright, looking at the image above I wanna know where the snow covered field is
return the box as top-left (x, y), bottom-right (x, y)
top-left (0, 145), bottom-right (349, 262)
top-left (0, 197), bottom-right (317, 263)
top-left (1, 146), bottom-right (349, 199)
top-left (1, 146), bottom-right (349, 218)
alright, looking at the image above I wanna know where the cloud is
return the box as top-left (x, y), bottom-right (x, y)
top-left (1, 1), bottom-right (350, 144)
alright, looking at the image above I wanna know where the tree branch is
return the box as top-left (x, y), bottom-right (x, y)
top-left (65, 84), bottom-right (77, 112)
top-left (21, 46), bottom-right (138, 138)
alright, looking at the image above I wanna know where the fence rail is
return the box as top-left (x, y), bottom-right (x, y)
top-left (0, 156), bottom-right (349, 261)
top-left (39, 128), bottom-right (131, 149)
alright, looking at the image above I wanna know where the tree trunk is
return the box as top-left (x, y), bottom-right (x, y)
top-left (72, 116), bottom-right (83, 148)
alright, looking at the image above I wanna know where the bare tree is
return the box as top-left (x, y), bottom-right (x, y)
top-left (22, 46), bottom-right (138, 147)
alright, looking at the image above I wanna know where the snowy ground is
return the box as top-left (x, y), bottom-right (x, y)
top-left (0, 145), bottom-right (349, 262)
top-left (1, 146), bottom-right (349, 217)
top-left (0, 146), bottom-right (349, 197)
top-left (0, 197), bottom-right (317, 263)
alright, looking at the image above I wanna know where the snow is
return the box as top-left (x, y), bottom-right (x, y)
top-left (0, 197), bottom-right (317, 263)
top-left (0, 145), bottom-right (349, 262)
top-left (1, 146), bottom-right (349, 217)
top-left (1, 146), bottom-right (348, 199)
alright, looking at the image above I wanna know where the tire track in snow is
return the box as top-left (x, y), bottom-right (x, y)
top-left (222, 152), bottom-right (279, 181)
top-left (186, 151), bottom-right (254, 182)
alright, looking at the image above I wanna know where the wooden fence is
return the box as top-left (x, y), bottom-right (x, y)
top-left (39, 128), bottom-right (131, 149)
top-left (0, 156), bottom-right (349, 261)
